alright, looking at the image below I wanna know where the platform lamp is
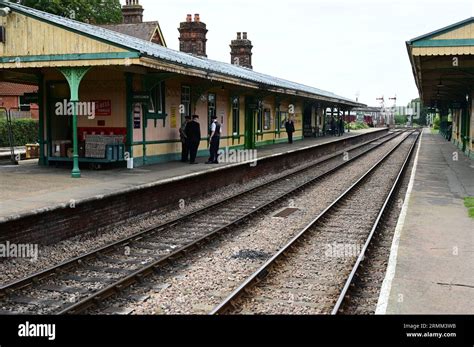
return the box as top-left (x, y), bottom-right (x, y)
top-left (0, 6), bottom-right (11, 17)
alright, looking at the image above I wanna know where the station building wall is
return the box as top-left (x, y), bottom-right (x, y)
top-left (40, 67), bottom-right (308, 167)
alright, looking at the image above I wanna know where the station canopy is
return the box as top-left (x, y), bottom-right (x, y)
top-left (0, 1), bottom-right (363, 108)
top-left (407, 17), bottom-right (474, 108)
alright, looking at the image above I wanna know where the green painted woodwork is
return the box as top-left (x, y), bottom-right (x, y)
top-left (0, 52), bottom-right (140, 64)
top-left (412, 39), bottom-right (474, 47)
top-left (125, 73), bottom-right (134, 159)
top-left (58, 66), bottom-right (91, 178)
top-left (37, 74), bottom-right (45, 165)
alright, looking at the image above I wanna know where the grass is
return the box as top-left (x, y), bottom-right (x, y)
top-left (464, 197), bottom-right (474, 219)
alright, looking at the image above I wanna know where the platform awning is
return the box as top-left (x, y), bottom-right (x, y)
top-left (0, 0), bottom-right (364, 108)
top-left (407, 17), bottom-right (474, 108)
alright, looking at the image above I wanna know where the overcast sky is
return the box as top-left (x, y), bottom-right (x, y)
top-left (132, 0), bottom-right (474, 106)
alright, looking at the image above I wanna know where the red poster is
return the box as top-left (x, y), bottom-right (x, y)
top-left (92, 100), bottom-right (112, 116)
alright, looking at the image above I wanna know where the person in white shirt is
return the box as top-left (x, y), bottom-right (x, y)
top-left (206, 115), bottom-right (221, 164)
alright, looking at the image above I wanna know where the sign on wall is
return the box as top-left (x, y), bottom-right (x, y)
top-left (132, 92), bottom-right (151, 104)
top-left (92, 100), bottom-right (112, 116)
top-left (133, 104), bottom-right (141, 129)
top-left (170, 106), bottom-right (177, 128)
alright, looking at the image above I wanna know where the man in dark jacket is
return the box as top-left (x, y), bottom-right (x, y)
top-left (179, 115), bottom-right (191, 162)
top-left (338, 116), bottom-right (345, 137)
top-left (285, 116), bottom-right (296, 144)
top-left (330, 117), bottom-right (336, 136)
top-left (185, 115), bottom-right (201, 164)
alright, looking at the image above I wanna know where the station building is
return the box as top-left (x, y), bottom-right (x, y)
top-left (407, 17), bottom-right (474, 158)
top-left (0, 81), bottom-right (38, 119)
top-left (0, 1), bottom-right (362, 177)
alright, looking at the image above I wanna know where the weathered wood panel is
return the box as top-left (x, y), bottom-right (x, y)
top-left (0, 12), bottom-right (128, 57)
top-left (432, 23), bottom-right (474, 40)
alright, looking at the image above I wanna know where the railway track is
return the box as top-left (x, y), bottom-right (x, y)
top-left (335, 133), bottom-right (419, 315)
top-left (0, 130), bottom-right (407, 315)
top-left (211, 131), bottom-right (420, 315)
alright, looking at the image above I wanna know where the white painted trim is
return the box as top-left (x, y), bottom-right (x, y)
top-left (375, 130), bottom-right (424, 314)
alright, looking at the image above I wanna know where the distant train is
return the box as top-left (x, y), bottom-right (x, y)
top-left (363, 115), bottom-right (374, 127)
top-left (349, 107), bottom-right (383, 127)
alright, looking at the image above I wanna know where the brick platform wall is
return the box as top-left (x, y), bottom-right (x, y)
top-left (0, 129), bottom-right (388, 245)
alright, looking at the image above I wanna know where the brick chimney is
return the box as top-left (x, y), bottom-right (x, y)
top-left (178, 14), bottom-right (208, 57)
top-left (122, 0), bottom-right (144, 24)
top-left (230, 32), bottom-right (253, 69)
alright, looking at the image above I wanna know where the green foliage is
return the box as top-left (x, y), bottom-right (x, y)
top-left (0, 119), bottom-right (39, 147)
top-left (395, 115), bottom-right (408, 125)
top-left (408, 97), bottom-right (428, 126)
top-left (20, 0), bottom-right (123, 24)
top-left (433, 115), bottom-right (441, 130)
top-left (464, 198), bottom-right (474, 219)
top-left (348, 122), bottom-right (369, 130)
top-left (464, 197), bottom-right (474, 208)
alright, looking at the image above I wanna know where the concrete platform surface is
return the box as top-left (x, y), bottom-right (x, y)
top-left (0, 129), bottom-right (382, 222)
top-left (378, 128), bottom-right (474, 314)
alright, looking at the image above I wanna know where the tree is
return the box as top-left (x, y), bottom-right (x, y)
top-left (408, 97), bottom-right (428, 126)
top-left (20, 0), bottom-right (123, 25)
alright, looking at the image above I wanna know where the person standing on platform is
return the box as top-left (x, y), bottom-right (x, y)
top-left (447, 124), bottom-right (453, 142)
top-left (206, 115), bottom-right (222, 164)
top-left (339, 116), bottom-right (345, 137)
top-left (331, 117), bottom-right (336, 136)
top-left (185, 115), bottom-right (201, 164)
top-left (285, 116), bottom-right (296, 144)
top-left (179, 115), bottom-right (191, 162)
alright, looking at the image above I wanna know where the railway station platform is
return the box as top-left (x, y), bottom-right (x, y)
top-left (377, 128), bottom-right (474, 314)
top-left (0, 128), bottom-right (387, 226)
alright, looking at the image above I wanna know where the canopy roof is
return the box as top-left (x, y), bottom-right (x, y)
top-left (0, 1), bottom-right (364, 107)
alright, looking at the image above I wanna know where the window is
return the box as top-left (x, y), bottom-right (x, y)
top-left (208, 93), bottom-right (216, 128)
top-left (232, 97), bottom-right (240, 135)
top-left (280, 112), bottom-right (288, 129)
top-left (19, 96), bottom-right (31, 112)
top-left (257, 108), bottom-right (263, 133)
top-left (181, 85), bottom-right (191, 123)
top-left (264, 109), bottom-right (271, 130)
top-left (148, 82), bottom-right (165, 115)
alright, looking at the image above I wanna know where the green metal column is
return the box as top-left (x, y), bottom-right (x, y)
top-left (322, 107), bottom-right (326, 134)
top-left (125, 73), bottom-right (134, 161)
top-left (59, 67), bottom-right (91, 178)
top-left (462, 106), bottom-right (469, 153)
top-left (37, 73), bottom-right (45, 166)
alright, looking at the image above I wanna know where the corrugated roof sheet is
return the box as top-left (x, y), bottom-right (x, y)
top-left (1, 1), bottom-right (360, 106)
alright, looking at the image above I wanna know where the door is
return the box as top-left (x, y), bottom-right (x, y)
top-left (245, 96), bottom-right (256, 149)
top-left (47, 82), bottom-right (71, 158)
top-left (303, 104), bottom-right (313, 137)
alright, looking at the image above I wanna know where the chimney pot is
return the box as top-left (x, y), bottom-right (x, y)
top-left (122, 0), bottom-right (144, 24)
top-left (230, 31), bottom-right (253, 69)
top-left (179, 13), bottom-right (208, 57)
